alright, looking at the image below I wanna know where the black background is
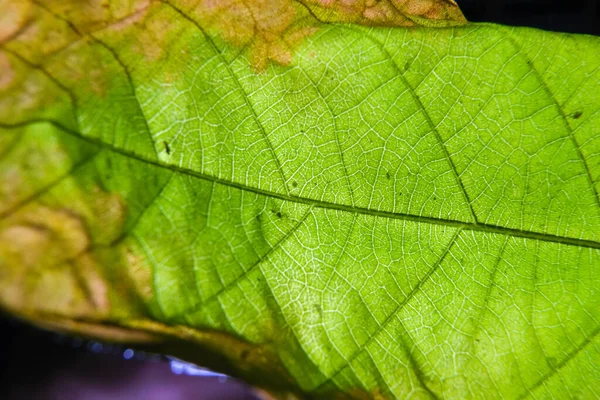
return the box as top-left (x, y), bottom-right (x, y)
top-left (1, 1), bottom-right (598, 399)
top-left (461, 0), bottom-right (599, 35)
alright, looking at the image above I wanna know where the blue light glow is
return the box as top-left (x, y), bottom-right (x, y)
top-left (169, 358), bottom-right (228, 380)
top-left (123, 348), bottom-right (135, 360)
top-left (89, 342), bottom-right (103, 353)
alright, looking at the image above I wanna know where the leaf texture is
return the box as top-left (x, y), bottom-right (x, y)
top-left (0, 1), bottom-right (599, 398)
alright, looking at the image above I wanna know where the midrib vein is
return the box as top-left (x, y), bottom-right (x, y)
top-left (2, 118), bottom-right (600, 250)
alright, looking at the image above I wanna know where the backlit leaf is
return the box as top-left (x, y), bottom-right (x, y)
top-left (1, 0), bottom-right (599, 398)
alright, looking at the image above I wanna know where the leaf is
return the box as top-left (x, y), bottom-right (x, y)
top-left (1, 0), bottom-right (600, 398)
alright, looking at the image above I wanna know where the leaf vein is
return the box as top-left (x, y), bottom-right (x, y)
top-left (0, 151), bottom-right (101, 220)
top-left (346, 26), bottom-right (479, 224)
top-left (168, 205), bottom-right (314, 321)
top-left (503, 32), bottom-right (600, 211)
top-left (517, 325), bottom-right (600, 400)
top-left (162, 0), bottom-right (291, 195)
top-left (3, 118), bottom-right (599, 250)
top-left (316, 229), bottom-right (461, 390)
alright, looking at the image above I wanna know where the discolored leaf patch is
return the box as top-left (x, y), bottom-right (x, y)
top-left (301, 0), bottom-right (466, 26)
top-left (0, 184), bottom-right (127, 316)
top-left (171, 0), bottom-right (466, 69)
top-left (1, 0), bottom-right (466, 72)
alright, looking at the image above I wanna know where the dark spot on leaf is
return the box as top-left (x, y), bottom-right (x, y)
top-left (163, 141), bottom-right (171, 154)
top-left (433, 196), bottom-right (437, 201)
top-left (271, 209), bottom-right (283, 218)
top-left (291, 180), bottom-right (298, 188)
top-left (385, 172), bottom-right (391, 180)
top-left (404, 62), bottom-right (410, 71)
top-left (313, 304), bottom-right (322, 315)
top-left (240, 349), bottom-right (250, 360)
top-left (256, 214), bottom-right (261, 222)
top-left (572, 111), bottom-right (582, 119)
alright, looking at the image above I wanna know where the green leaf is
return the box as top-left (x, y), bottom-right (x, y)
top-left (1, 1), bottom-right (599, 398)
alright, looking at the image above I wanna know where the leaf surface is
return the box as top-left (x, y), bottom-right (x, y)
top-left (1, 1), bottom-right (599, 398)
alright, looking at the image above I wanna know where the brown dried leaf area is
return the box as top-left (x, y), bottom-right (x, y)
top-left (0, 0), bottom-right (151, 40)
top-left (0, 0), bottom-right (151, 96)
top-left (303, 0), bottom-right (466, 26)
top-left (0, 0), bottom-right (31, 43)
top-left (0, 51), bottom-right (14, 90)
top-left (39, 0), bottom-right (151, 32)
top-left (1, 0), bottom-right (466, 75)
top-left (0, 187), bottom-right (127, 320)
top-left (181, 0), bottom-right (317, 71)
top-left (186, 0), bottom-right (465, 69)
top-left (0, 0), bottom-right (151, 53)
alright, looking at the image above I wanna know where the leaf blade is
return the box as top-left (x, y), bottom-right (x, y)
top-left (1, 4), bottom-right (600, 398)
